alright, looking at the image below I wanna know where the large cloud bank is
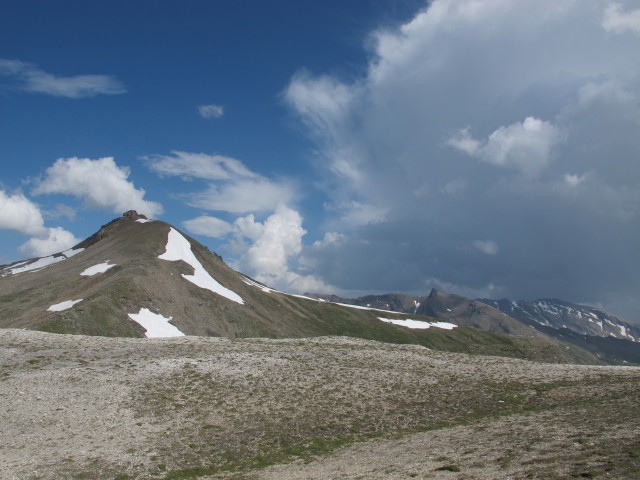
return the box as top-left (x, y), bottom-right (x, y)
top-left (286, 0), bottom-right (640, 318)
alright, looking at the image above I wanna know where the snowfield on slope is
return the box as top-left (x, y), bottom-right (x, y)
top-left (378, 317), bottom-right (457, 330)
top-left (81, 262), bottom-right (116, 276)
top-left (128, 307), bottom-right (185, 338)
top-left (159, 228), bottom-right (244, 305)
top-left (47, 299), bottom-right (83, 312)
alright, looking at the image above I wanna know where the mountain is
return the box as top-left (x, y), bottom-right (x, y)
top-left (477, 297), bottom-right (640, 365)
top-left (0, 211), bottom-right (604, 364)
top-left (312, 289), bottom-right (563, 336)
top-left (309, 290), bottom-right (639, 365)
top-left (477, 298), bottom-right (640, 342)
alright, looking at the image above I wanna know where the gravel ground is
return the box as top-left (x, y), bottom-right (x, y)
top-left (1, 329), bottom-right (638, 480)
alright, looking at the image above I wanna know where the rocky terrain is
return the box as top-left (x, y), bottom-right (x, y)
top-left (1, 328), bottom-right (638, 480)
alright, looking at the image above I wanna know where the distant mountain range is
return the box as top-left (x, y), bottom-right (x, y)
top-left (477, 298), bottom-right (639, 342)
top-left (308, 290), bottom-right (640, 365)
top-left (0, 211), bottom-right (633, 365)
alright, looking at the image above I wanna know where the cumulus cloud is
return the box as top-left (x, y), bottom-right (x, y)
top-left (18, 227), bottom-right (80, 258)
top-left (197, 103), bottom-right (224, 119)
top-left (0, 58), bottom-right (126, 98)
top-left (285, 0), bottom-right (640, 319)
top-left (32, 157), bottom-right (163, 218)
top-left (0, 189), bottom-right (81, 260)
top-left (0, 190), bottom-right (47, 236)
top-left (447, 117), bottom-right (564, 176)
top-left (236, 205), bottom-right (333, 293)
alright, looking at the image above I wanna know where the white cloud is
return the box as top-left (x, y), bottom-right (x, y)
top-left (182, 216), bottom-right (233, 238)
top-left (312, 231), bottom-right (346, 249)
top-left (197, 103), bottom-right (224, 119)
top-left (146, 151), bottom-right (257, 180)
top-left (18, 227), bottom-right (80, 258)
top-left (187, 178), bottom-right (297, 214)
top-left (147, 151), bottom-right (297, 215)
top-left (440, 178), bottom-right (467, 196)
top-left (445, 128), bottom-right (482, 156)
top-left (577, 80), bottom-right (635, 108)
top-left (285, 71), bottom-right (357, 141)
top-left (235, 205), bottom-right (333, 293)
top-left (33, 157), bottom-right (163, 217)
top-left (0, 58), bottom-right (126, 98)
top-left (563, 173), bottom-right (586, 187)
top-left (603, 2), bottom-right (640, 35)
top-left (448, 117), bottom-right (564, 176)
top-left (472, 240), bottom-right (499, 256)
top-left (0, 190), bottom-right (47, 236)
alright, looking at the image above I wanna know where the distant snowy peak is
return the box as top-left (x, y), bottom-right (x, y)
top-left (479, 298), bottom-right (639, 343)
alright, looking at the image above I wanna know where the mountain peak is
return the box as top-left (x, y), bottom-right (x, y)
top-left (122, 210), bottom-right (147, 221)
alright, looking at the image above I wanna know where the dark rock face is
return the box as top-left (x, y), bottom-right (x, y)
top-left (122, 210), bottom-right (147, 221)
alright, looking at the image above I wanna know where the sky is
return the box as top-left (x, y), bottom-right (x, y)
top-left (1, 0), bottom-right (639, 321)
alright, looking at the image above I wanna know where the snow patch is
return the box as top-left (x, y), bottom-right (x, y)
top-left (159, 228), bottom-right (244, 304)
top-left (242, 276), bottom-right (275, 293)
top-left (63, 247), bottom-right (84, 258)
top-left (47, 299), bottom-right (82, 312)
top-left (81, 262), bottom-right (116, 276)
top-left (619, 324), bottom-right (628, 338)
top-left (4, 247), bottom-right (84, 275)
top-left (335, 303), bottom-right (411, 315)
top-left (136, 218), bottom-right (152, 223)
top-left (378, 317), bottom-right (458, 330)
top-left (128, 307), bottom-right (185, 338)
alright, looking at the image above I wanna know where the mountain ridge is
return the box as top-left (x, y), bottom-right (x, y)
top-left (0, 212), bottom-right (611, 364)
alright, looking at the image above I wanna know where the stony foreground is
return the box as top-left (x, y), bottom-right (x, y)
top-left (0, 329), bottom-right (638, 480)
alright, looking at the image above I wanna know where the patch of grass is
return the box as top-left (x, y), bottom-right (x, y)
top-left (435, 464), bottom-right (461, 472)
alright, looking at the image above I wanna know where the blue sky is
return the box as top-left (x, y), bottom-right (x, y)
top-left (1, 0), bottom-right (640, 321)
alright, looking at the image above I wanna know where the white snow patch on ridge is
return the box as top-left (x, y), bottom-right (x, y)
top-left (5, 247), bottom-right (84, 275)
top-left (128, 307), bottom-right (185, 338)
top-left (378, 317), bottom-right (458, 330)
top-left (81, 262), bottom-right (116, 276)
top-left (136, 218), bottom-right (152, 223)
top-left (159, 228), bottom-right (244, 305)
top-left (47, 299), bottom-right (83, 312)
top-left (242, 276), bottom-right (274, 293)
top-left (336, 303), bottom-right (412, 315)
